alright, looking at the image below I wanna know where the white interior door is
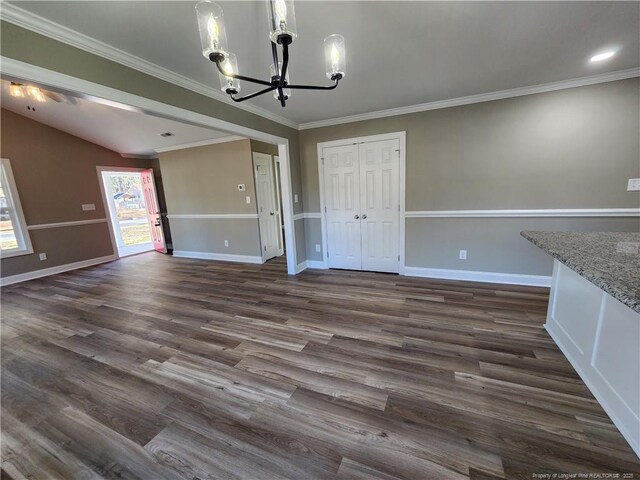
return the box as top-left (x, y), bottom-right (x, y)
top-left (323, 144), bottom-right (362, 270)
top-left (322, 139), bottom-right (401, 273)
top-left (359, 140), bottom-right (400, 273)
top-left (253, 152), bottom-right (279, 261)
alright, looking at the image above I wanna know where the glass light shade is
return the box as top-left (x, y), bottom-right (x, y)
top-left (266, 0), bottom-right (297, 44)
top-left (196, 1), bottom-right (228, 59)
top-left (324, 34), bottom-right (346, 79)
top-left (218, 53), bottom-right (241, 93)
top-left (9, 83), bottom-right (25, 98)
top-left (270, 62), bottom-right (291, 100)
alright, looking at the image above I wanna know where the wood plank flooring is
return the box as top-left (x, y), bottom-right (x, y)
top-left (1, 253), bottom-right (638, 479)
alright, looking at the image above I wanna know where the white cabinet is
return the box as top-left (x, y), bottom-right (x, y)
top-left (546, 260), bottom-right (640, 458)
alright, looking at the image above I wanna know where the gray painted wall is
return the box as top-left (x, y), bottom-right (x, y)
top-left (300, 78), bottom-right (640, 273)
top-left (0, 109), bottom-right (157, 278)
top-left (159, 139), bottom-right (263, 257)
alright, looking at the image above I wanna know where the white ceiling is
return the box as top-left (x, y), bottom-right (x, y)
top-left (1, 81), bottom-right (236, 156)
top-left (5, 1), bottom-right (640, 126)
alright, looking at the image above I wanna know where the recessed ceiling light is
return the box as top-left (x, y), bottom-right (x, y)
top-left (590, 50), bottom-right (616, 63)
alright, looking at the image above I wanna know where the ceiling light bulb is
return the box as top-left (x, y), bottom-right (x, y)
top-left (331, 44), bottom-right (340, 71)
top-left (9, 83), bottom-right (25, 98)
top-left (274, 0), bottom-right (287, 27)
top-left (590, 50), bottom-right (615, 62)
top-left (207, 14), bottom-right (220, 49)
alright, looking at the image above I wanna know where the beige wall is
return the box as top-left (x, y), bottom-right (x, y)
top-left (159, 140), bottom-right (256, 215)
top-left (300, 78), bottom-right (640, 272)
top-left (0, 108), bottom-right (156, 278)
top-left (159, 140), bottom-right (263, 257)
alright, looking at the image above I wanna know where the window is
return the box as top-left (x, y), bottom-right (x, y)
top-left (0, 159), bottom-right (33, 258)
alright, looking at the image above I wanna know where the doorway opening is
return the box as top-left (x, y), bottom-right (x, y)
top-left (99, 168), bottom-right (166, 257)
top-left (4, 58), bottom-right (298, 274)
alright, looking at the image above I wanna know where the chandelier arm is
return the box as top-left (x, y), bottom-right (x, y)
top-left (213, 59), bottom-right (273, 87)
top-left (277, 41), bottom-right (291, 107)
top-left (287, 78), bottom-right (340, 91)
top-left (230, 86), bottom-right (278, 103)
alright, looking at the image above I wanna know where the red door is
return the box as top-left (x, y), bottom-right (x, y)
top-left (141, 169), bottom-right (166, 253)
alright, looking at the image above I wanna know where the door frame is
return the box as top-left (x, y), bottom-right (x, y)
top-left (273, 155), bottom-right (284, 257)
top-left (97, 166), bottom-right (156, 259)
top-left (4, 58), bottom-right (299, 275)
top-left (317, 131), bottom-right (406, 274)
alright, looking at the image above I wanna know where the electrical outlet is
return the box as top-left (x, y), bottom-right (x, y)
top-left (459, 250), bottom-right (467, 260)
top-left (246, 196), bottom-right (251, 204)
top-left (81, 203), bottom-right (96, 211)
top-left (294, 194), bottom-right (299, 203)
top-left (627, 178), bottom-right (640, 191)
top-left (39, 253), bottom-right (47, 261)
top-left (238, 184), bottom-right (245, 191)
top-left (315, 244), bottom-right (321, 253)
top-left (224, 240), bottom-right (229, 247)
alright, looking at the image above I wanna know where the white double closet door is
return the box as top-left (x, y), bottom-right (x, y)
top-left (323, 139), bottom-right (400, 273)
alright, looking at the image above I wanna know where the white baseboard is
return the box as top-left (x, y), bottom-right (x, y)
top-left (307, 260), bottom-right (328, 269)
top-left (296, 260), bottom-right (329, 272)
top-left (172, 250), bottom-right (263, 264)
top-left (0, 254), bottom-right (117, 286)
top-left (402, 266), bottom-right (551, 287)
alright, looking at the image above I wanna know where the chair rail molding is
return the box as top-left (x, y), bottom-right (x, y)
top-left (166, 213), bottom-right (259, 220)
top-left (27, 218), bottom-right (109, 230)
top-left (405, 208), bottom-right (640, 218)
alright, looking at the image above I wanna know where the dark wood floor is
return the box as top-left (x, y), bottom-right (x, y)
top-left (1, 253), bottom-right (638, 479)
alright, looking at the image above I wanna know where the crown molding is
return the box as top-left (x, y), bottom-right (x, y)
top-left (154, 135), bottom-right (246, 153)
top-left (0, 3), bottom-right (299, 130)
top-left (299, 68), bottom-right (640, 130)
top-left (120, 153), bottom-right (158, 160)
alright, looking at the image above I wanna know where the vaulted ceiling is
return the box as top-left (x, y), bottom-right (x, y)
top-left (4, 1), bottom-right (639, 127)
top-left (1, 81), bottom-right (236, 156)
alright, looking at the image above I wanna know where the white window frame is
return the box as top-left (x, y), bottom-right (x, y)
top-left (0, 158), bottom-right (33, 258)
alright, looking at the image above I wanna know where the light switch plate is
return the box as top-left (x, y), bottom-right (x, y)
top-left (294, 194), bottom-right (299, 203)
top-left (627, 178), bottom-right (640, 191)
top-left (246, 196), bottom-right (251, 204)
top-left (459, 250), bottom-right (467, 260)
top-left (81, 203), bottom-right (96, 211)
top-left (315, 244), bottom-right (321, 252)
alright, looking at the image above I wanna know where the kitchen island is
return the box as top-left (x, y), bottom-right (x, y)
top-left (522, 231), bottom-right (639, 458)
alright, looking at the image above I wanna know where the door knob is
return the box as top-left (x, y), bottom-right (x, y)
top-left (354, 214), bottom-right (360, 219)
top-left (362, 214), bottom-right (367, 219)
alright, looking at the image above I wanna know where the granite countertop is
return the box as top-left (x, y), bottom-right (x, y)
top-left (521, 231), bottom-right (640, 314)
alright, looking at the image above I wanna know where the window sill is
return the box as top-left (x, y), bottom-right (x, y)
top-left (1, 248), bottom-right (35, 259)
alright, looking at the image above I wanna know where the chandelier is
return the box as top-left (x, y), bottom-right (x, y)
top-left (195, 0), bottom-right (346, 107)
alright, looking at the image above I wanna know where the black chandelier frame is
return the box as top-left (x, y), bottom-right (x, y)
top-left (209, 33), bottom-right (342, 108)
